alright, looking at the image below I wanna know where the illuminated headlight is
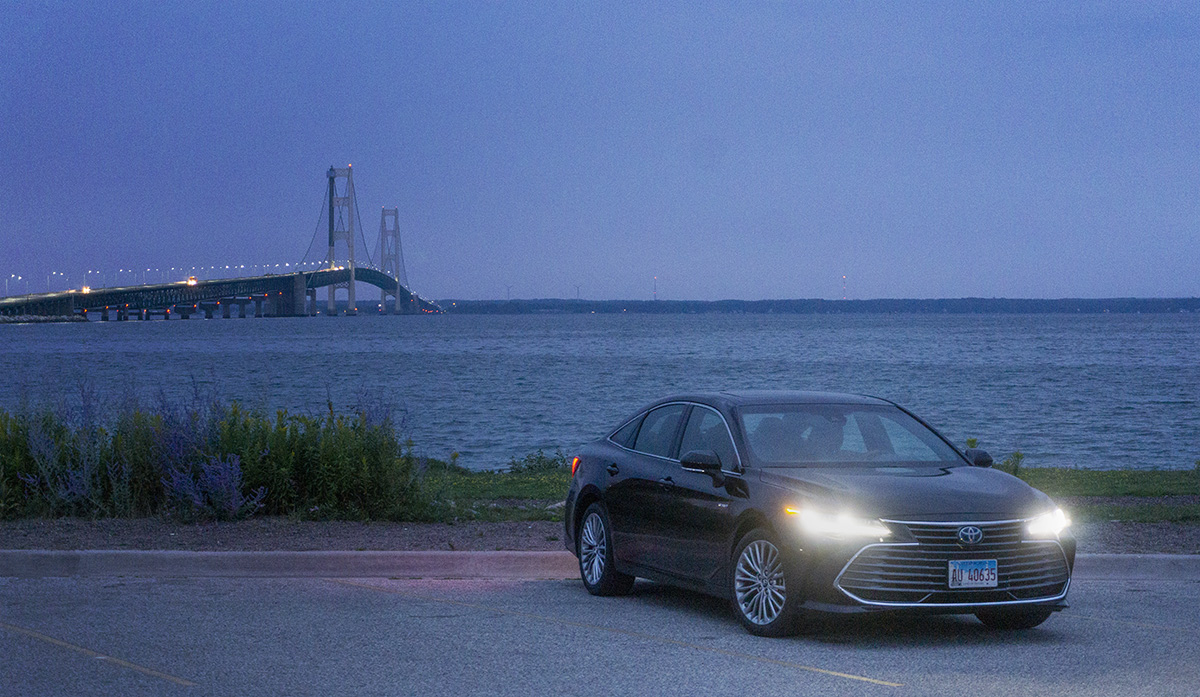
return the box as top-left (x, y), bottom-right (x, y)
top-left (786, 507), bottom-right (891, 539)
top-left (1026, 508), bottom-right (1071, 539)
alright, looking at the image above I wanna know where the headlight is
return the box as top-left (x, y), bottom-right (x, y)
top-left (1026, 508), bottom-right (1071, 539)
top-left (785, 507), bottom-right (891, 539)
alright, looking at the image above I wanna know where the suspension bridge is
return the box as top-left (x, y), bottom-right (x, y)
top-left (0, 166), bottom-right (440, 319)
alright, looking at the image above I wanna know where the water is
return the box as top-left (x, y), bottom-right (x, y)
top-left (2, 313), bottom-right (1197, 471)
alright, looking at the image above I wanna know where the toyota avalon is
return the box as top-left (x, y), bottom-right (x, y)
top-left (563, 391), bottom-right (1075, 636)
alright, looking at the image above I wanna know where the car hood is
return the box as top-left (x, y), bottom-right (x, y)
top-left (759, 465), bottom-right (1055, 520)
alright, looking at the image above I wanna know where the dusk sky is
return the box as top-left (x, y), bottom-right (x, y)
top-left (3, 2), bottom-right (1197, 301)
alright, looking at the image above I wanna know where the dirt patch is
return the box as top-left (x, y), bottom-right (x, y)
top-left (1071, 521), bottom-right (1200, 555)
top-left (1059, 495), bottom-right (1200, 507)
top-left (0, 518), bottom-right (567, 552)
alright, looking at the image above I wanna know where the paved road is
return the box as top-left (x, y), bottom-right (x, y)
top-left (2, 576), bottom-right (1198, 696)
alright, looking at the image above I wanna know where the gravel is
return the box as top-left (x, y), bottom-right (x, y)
top-left (1, 516), bottom-right (1198, 554)
top-left (0, 518), bottom-right (567, 552)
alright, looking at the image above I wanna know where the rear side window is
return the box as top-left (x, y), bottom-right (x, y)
top-left (632, 405), bottom-right (686, 458)
top-left (610, 415), bottom-right (643, 448)
top-left (679, 406), bottom-right (740, 470)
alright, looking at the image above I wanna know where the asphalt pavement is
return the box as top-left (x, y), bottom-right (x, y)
top-left (3, 570), bottom-right (1199, 696)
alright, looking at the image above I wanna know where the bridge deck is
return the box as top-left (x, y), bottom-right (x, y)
top-left (0, 269), bottom-right (439, 318)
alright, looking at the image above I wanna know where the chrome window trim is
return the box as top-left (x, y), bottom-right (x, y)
top-left (607, 401), bottom-right (744, 474)
top-left (833, 518), bottom-right (1072, 608)
top-left (677, 403), bottom-right (744, 473)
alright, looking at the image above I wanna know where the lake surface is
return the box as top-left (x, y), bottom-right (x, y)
top-left (2, 313), bottom-right (1197, 471)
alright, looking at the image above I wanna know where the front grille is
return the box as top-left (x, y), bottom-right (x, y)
top-left (835, 520), bottom-right (1070, 606)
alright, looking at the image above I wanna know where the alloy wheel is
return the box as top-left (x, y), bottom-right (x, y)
top-left (734, 539), bottom-right (786, 625)
top-left (580, 512), bottom-right (606, 586)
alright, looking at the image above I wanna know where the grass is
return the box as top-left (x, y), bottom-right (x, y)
top-left (1066, 503), bottom-right (1200, 524)
top-left (420, 450), bottom-right (571, 522)
top-left (997, 464), bottom-right (1200, 498)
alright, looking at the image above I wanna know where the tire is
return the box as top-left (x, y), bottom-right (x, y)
top-left (730, 528), bottom-right (803, 637)
top-left (577, 502), bottom-right (635, 596)
top-left (975, 607), bottom-right (1055, 630)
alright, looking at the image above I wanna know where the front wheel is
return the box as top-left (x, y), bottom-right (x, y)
top-left (577, 503), bottom-right (635, 596)
top-left (731, 529), bottom-right (802, 636)
top-left (975, 607), bottom-right (1055, 630)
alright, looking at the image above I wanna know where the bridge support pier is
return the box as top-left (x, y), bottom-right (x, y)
top-left (101, 308), bottom-right (110, 321)
top-left (222, 302), bottom-right (231, 319)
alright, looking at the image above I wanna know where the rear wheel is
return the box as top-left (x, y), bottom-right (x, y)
top-left (975, 607), bottom-right (1055, 630)
top-left (577, 503), bottom-right (635, 596)
top-left (731, 529), bottom-right (802, 636)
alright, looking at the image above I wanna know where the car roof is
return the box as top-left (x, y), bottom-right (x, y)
top-left (646, 390), bottom-right (892, 411)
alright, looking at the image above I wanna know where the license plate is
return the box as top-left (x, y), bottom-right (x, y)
top-left (948, 559), bottom-right (998, 588)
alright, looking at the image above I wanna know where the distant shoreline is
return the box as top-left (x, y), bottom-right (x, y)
top-left (438, 297), bottom-right (1200, 315)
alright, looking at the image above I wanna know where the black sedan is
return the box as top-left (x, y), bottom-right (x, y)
top-left (563, 391), bottom-right (1075, 636)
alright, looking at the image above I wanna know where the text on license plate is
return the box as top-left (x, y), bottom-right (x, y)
top-left (948, 559), bottom-right (998, 588)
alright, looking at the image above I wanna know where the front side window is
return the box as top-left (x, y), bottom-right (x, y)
top-left (632, 404), bottom-right (686, 458)
top-left (738, 404), bottom-right (960, 467)
top-left (678, 406), bottom-right (740, 470)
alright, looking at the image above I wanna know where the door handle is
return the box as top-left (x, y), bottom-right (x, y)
top-left (658, 476), bottom-right (674, 485)
top-left (606, 464), bottom-right (619, 476)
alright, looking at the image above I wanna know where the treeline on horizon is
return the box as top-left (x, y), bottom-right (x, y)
top-left (438, 297), bottom-right (1200, 315)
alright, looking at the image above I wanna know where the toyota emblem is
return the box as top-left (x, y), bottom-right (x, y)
top-left (957, 526), bottom-right (984, 545)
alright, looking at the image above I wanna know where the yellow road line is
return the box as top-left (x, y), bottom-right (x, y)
top-left (330, 578), bottom-right (902, 688)
top-left (0, 620), bottom-right (196, 687)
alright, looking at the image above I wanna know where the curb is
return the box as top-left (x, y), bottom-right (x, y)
top-left (1, 550), bottom-right (1198, 580)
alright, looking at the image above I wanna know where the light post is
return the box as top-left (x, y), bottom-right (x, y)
top-left (47, 271), bottom-right (67, 292)
top-left (5, 274), bottom-right (21, 296)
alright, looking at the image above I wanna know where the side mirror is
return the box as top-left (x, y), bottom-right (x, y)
top-left (680, 449), bottom-right (725, 486)
top-left (964, 448), bottom-right (993, 468)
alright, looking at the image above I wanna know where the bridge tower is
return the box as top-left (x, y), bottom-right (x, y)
top-left (325, 165), bottom-right (357, 316)
top-left (378, 207), bottom-right (409, 313)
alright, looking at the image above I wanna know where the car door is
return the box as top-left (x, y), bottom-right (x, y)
top-left (657, 404), bottom-right (741, 582)
top-left (603, 404), bottom-right (687, 570)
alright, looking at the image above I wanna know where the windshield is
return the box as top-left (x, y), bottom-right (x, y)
top-left (738, 403), bottom-right (962, 467)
